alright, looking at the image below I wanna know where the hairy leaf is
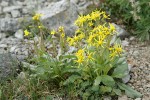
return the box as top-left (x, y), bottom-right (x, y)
top-left (101, 75), bottom-right (115, 87)
top-left (94, 76), bottom-right (102, 86)
top-left (112, 63), bottom-right (128, 78)
top-left (117, 82), bottom-right (142, 98)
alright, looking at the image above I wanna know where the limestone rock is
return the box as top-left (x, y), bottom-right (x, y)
top-left (0, 53), bottom-right (20, 82)
top-left (37, 0), bottom-right (78, 35)
top-left (0, 1), bottom-right (9, 7)
top-left (112, 23), bottom-right (130, 39)
top-left (3, 6), bottom-right (22, 13)
top-left (0, 18), bottom-right (20, 32)
top-left (11, 10), bottom-right (21, 18)
top-left (15, 29), bottom-right (24, 39)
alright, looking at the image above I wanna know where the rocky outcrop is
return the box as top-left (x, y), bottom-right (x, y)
top-left (38, 0), bottom-right (78, 35)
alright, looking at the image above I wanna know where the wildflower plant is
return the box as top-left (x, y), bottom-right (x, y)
top-left (64, 10), bottom-right (142, 99)
top-left (21, 11), bottom-right (142, 99)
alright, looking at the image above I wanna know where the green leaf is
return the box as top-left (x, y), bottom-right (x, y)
top-left (101, 75), bottom-right (115, 87)
top-left (83, 92), bottom-right (90, 100)
top-left (117, 82), bottom-right (142, 98)
top-left (81, 81), bottom-right (90, 90)
top-left (94, 76), bottom-right (102, 86)
top-left (92, 85), bottom-right (99, 92)
top-left (63, 75), bottom-right (80, 85)
top-left (117, 57), bottom-right (126, 65)
top-left (113, 88), bottom-right (122, 96)
top-left (100, 86), bottom-right (112, 94)
top-left (112, 63), bottom-right (128, 78)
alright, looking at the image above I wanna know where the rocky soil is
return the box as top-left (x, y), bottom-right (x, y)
top-left (119, 37), bottom-right (150, 100)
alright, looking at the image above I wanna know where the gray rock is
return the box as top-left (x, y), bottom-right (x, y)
top-left (135, 98), bottom-right (141, 100)
top-left (75, 0), bottom-right (93, 14)
top-left (112, 23), bottom-right (129, 39)
top-left (0, 44), bottom-right (7, 48)
top-left (0, 1), bottom-right (9, 7)
top-left (146, 75), bottom-right (150, 81)
top-left (37, 0), bottom-right (78, 35)
top-left (122, 74), bottom-right (130, 83)
top-left (0, 33), bottom-right (6, 40)
top-left (103, 96), bottom-right (112, 100)
top-left (122, 40), bottom-right (129, 47)
top-left (0, 18), bottom-right (20, 32)
top-left (15, 29), bottom-right (24, 39)
top-left (129, 36), bottom-right (135, 41)
top-left (118, 95), bottom-right (128, 100)
top-left (133, 51), bottom-right (139, 57)
top-left (0, 6), bottom-right (2, 14)
top-left (11, 10), bottom-right (21, 18)
top-left (10, 46), bottom-right (17, 53)
top-left (5, 13), bottom-right (12, 18)
top-left (3, 6), bottom-right (22, 13)
top-left (0, 53), bottom-right (20, 82)
top-left (22, 8), bottom-right (28, 14)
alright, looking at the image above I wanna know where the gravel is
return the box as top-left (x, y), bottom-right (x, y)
top-left (124, 37), bottom-right (150, 100)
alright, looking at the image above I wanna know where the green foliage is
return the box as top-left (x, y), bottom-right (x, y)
top-left (101, 0), bottom-right (150, 41)
top-left (117, 82), bottom-right (143, 98)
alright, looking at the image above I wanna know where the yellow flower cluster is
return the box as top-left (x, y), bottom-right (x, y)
top-left (109, 44), bottom-right (123, 58)
top-left (74, 10), bottom-right (109, 27)
top-left (75, 49), bottom-right (95, 64)
top-left (67, 29), bottom-right (85, 46)
top-left (67, 11), bottom-right (123, 64)
top-left (67, 10), bottom-right (123, 64)
top-left (50, 26), bottom-right (66, 38)
top-left (75, 49), bottom-right (85, 64)
top-left (32, 13), bottom-right (43, 21)
top-left (58, 26), bottom-right (65, 38)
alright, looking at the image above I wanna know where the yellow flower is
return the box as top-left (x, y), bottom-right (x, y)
top-left (90, 10), bottom-right (101, 21)
top-left (109, 51), bottom-right (117, 58)
top-left (38, 25), bottom-right (43, 29)
top-left (32, 13), bottom-right (43, 21)
top-left (87, 35), bottom-right (94, 45)
top-left (24, 29), bottom-right (30, 36)
top-left (73, 35), bottom-right (79, 41)
top-left (109, 44), bottom-right (123, 59)
top-left (75, 15), bottom-right (87, 27)
top-left (58, 26), bottom-right (64, 32)
top-left (102, 12), bottom-right (109, 19)
top-left (75, 29), bottom-right (81, 34)
top-left (88, 21), bottom-right (93, 27)
top-left (114, 44), bottom-right (123, 54)
top-left (50, 30), bottom-right (56, 35)
top-left (87, 52), bottom-right (95, 61)
top-left (78, 33), bottom-right (85, 40)
top-left (67, 37), bottom-right (75, 46)
top-left (95, 36), bottom-right (106, 47)
top-left (75, 49), bottom-right (85, 64)
top-left (109, 23), bottom-right (116, 33)
top-left (76, 49), bottom-right (84, 56)
top-left (61, 33), bottom-right (65, 38)
top-left (76, 56), bottom-right (84, 64)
